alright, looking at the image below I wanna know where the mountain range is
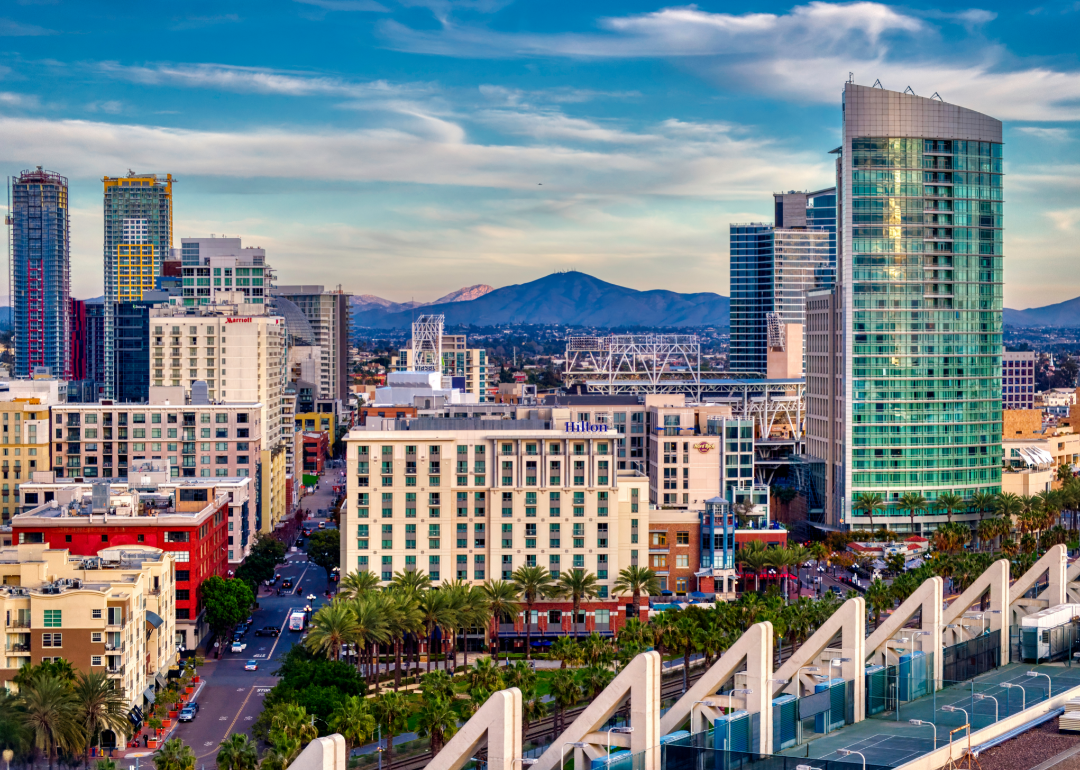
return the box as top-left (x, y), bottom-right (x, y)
top-left (351, 271), bottom-right (730, 328)
top-left (351, 284), bottom-right (494, 314)
top-left (1004, 297), bottom-right (1080, 327)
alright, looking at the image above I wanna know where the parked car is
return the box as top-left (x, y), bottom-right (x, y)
top-left (231, 641), bottom-right (246, 653)
top-left (245, 660), bottom-right (258, 671)
top-left (187, 701), bottom-right (200, 713)
top-left (255, 626), bottom-right (280, 637)
top-left (178, 707), bottom-right (196, 722)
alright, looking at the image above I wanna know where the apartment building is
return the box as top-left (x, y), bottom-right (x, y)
top-left (646, 401), bottom-right (732, 508)
top-left (147, 296), bottom-right (288, 532)
top-left (392, 335), bottom-right (490, 403)
top-left (177, 237), bottom-right (271, 307)
top-left (0, 394), bottom-right (54, 525)
top-left (1, 543), bottom-right (175, 715)
top-left (1003, 351), bottom-right (1036, 410)
top-left (272, 286), bottom-right (351, 402)
top-left (344, 421), bottom-right (648, 634)
top-left (12, 466), bottom-right (233, 647)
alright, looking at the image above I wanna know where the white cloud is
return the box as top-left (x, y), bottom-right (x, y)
top-left (0, 17), bottom-right (56, 35)
top-left (97, 62), bottom-right (426, 100)
top-left (0, 92), bottom-right (40, 109)
top-left (1015, 127), bottom-right (1071, 140)
top-left (1047, 208), bottom-right (1080, 231)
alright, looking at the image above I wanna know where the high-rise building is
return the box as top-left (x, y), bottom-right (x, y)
top-left (806, 83), bottom-right (1004, 532)
top-left (1003, 351), bottom-right (1036, 410)
top-left (393, 334), bottom-right (491, 402)
top-left (102, 173), bottom-right (173, 398)
top-left (178, 237), bottom-right (271, 306)
top-left (115, 291), bottom-right (172, 404)
top-left (728, 224), bottom-right (832, 373)
top-left (272, 286), bottom-right (351, 401)
top-left (775, 187), bottom-right (838, 267)
top-left (10, 168), bottom-right (71, 379)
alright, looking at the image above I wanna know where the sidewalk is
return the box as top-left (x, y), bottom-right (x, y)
top-left (116, 677), bottom-right (208, 759)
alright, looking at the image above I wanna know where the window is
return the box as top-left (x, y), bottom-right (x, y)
top-left (382, 524), bottom-right (393, 549)
top-left (676, 554), bottom-right (689, 568)
top-left (651, 532), bottom-right (667, 547)
top-left (42, 633), bottom-right (62, 647)
top-left (43, 610), bottom-right (62, 627)
top-left (92, 609), bottom-right (102, 619)
top-left (676, 531), bottom-right (690, 545)
top-left (549, 523), bottom-right (561, 548)
top-left (651, 554), bottom-right (667, 569)
top-left (176, 589), bottom-right (190, 601)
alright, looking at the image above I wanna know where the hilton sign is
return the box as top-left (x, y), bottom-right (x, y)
top-left (564, 422), bottom-right (609, 433)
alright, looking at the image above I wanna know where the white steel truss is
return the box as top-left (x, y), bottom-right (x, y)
top-left (564, 334), bottom-right (701, 393)
top-left (412, 314), bottom-right (444, 372)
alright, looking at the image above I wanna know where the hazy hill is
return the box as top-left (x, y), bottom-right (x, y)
top-left (1004, 297), bottom-right (1080, 327)
top-left (351, 271), bottom-right (730, 328)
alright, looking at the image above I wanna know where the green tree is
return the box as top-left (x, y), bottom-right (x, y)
top-left (550, 669), bottom-right (581, 735)
top-left (934, 492), bottom-right (965, 526)
top-left (415, 696), bottom-right (459, 754)
top-left (417, 589), bottom-right (457, 673)
top-left (152, 738), bottom-right (196, 770)
top-left (339, 570), bottom-right (381, 599)
top-left (305, 600), bottom-right (358, 662)
top-left (737, 542), bottom-right (771, 593)
top-left (328, 696), bottom-right (376, 757)
top-left (19, 675), bottom-right (84, 770)
top-left (306, 529), bottom-right (342, 581)
top-left (853, 492), bottom-right (886, 531)
top-left (372, 691), bottom-right (412, 770)
top-left (512, 565), bottom-right (561, 660)
top-left (612, 566), bottom-right (660, 621)
top-left (898, 493), bottom-right (928, 538)
top-left (234, 534), bottom-right (286, 590)
top-left (864, 578), bottom-right (892, 628)
top-left (75, 671), bottom-right (129, 769)
top-left (200, 576), bottom-right (255, 656)
top-left (550, 636), bottom-right (580, 669)
top-left (216, 734), bottom-right (258, 770)
top-left (481, 579), bottom-right (521, 664)
top-left (555, 569), bottom-right (599, 639)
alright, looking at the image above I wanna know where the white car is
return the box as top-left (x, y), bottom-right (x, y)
top-left (245, 660), bottom-right (258, 671)
top-left (231, 641), bottom-right (246, 653)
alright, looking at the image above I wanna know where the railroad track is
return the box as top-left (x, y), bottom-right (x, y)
top-left (385, 666), bottom-right (708, 770)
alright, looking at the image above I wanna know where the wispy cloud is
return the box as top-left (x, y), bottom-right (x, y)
top-left (97, 62), bottom-right (429, 100)
top-left (1047, 208), bottom-right (1080, 231)
top-left (85, 100), bottom-right (124, 114)
top-left (0, 91), bottom-right (41, 109)
top-left (0, 17), bottom-right (56, 35)
top-left (1015, 127), bottom-right (1071, 140)
top-left (293, 0), bottom-right (388, 12)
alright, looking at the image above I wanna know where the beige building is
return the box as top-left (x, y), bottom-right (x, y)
top-left (0, 396), bottom-right (54, 525)
top-left (646, 401), bottom-right (732, 508)
top-left (344, 424), bottom-right (647, 600)
top-left (149, 295), bottom-right (288, 532)
top-left (1, 544), bottom-right (176, 711)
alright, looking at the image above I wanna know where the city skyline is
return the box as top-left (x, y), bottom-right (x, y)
top-left (0, 0), bottom-right (1077, 306)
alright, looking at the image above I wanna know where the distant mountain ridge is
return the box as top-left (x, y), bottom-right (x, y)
top-left (351, 284), bottom-right (493, 314)
top-left (1004, 297), bottom-right (1080, 327)
top-left (351, 271), bottom-right (730, 328)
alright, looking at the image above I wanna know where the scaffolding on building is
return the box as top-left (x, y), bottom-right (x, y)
top-left (412, 314), bottom-right (443, 372)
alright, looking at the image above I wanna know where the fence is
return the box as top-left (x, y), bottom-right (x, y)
top-left (942, 632), bottom-right (1000, 682)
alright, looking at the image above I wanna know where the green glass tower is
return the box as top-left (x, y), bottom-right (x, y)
top-left (808, 83), bottom-right (1003, 532)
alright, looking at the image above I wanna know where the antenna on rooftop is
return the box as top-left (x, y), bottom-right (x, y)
top-left (904, 86), bottom-right (916, 96)
top-left (872, 79), bottom-right (883, 89)
top-left (848, 72), bottom-right (854, 83)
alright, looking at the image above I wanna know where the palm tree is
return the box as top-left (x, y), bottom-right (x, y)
top-left (783, 545), bottom-right (811, 602)
top-left (898, 492), bottom-right (928, 537)
top-left (457, 584), bottom-right (491, 671)
top-left (305, 600), bottom-right (358, 661)
top-left (417, 588), bottom-right (457, 673)
top-left (934, 492), bottom-right (965, 526)
top-left (20, 675), bottom-right (84, 770)
top-left (216, 734), bottom-right (258, 770)
top-left (550, 669), bottom-right (581, 736)
top-left (853, 492), bottom-right (886, 531)
top-left (328, 695), bottom-right (375, 757)
top-left (152, 738), bottom-right (196, 770)
top-left (373, 691), bottom-right (412, 770)
top-left (976, 518), bottom-right (997, 553)
top-left (613, 565), bottom-right (660, 621)
top-left (971, 491), bottom-right (997, 525)
top-left (350, 594), bottom-right (391, 684)
top-left (415, 696), bottom-right (459, 754)
top-left (339, 569), bottom-right (381, 600)
top-left (737, 544), bottom-right (771, 592)
top-left (995, 492), bottom-right (1022, 529)
top-left (864, 578), bottom-right (892, 628)
top-left (482, 579), bottom-right (521, 664)
top-left (512, 565), bottom-right (561, 661)
top-left (385, 590), bottom-right (423, 689)
top-left (550, 636), bottom-right (580, 669)
top-left (75, 671), bottom-right (128, 769)
top-left (390, 569), bottom-right (432, 594)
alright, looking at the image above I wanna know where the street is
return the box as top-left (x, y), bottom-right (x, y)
top-left (162, 470), bottom-right (343, 765)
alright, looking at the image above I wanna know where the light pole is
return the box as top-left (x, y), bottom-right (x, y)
top-left (795, 666), bottom-right (819, 695)
top-left (1027, 670), bottom-right (1053, 699)
top-left (511, 759), bottom-right (537, 770)
top-left (561, 742), bottom-right (588, 770)
top-left (940, 704), bottom-right (970, 740)
top-left (964, 613), bottom-right (985, 634)
top-left (795, 766), bottom-right (824, 770)
top-left (690, 701), bottom-right (713, 735)
top-left (721, 689), bottom-right (752, 751)
top-left (885, 638), bottom-right (910, 666)
top-left (836, 749), bottom-right (866, 770)
top-left (973, 694), bottom-right (999, 723)
top-left (3, 749), bottom-right (13, 770)
top-left (909, 719), bottom-right (936, 749)
top-left (606, 726), bottom-right (633, 756)
top-left (1001, 682), bottom-right (1027, 711)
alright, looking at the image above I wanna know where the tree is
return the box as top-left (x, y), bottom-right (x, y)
top-left (417, 589), bottom-right (457, 673)
top-left (613, 566), bottom-right (660, 621)
top-left (898, 492), bottom-right (928, 538)
top-left (216, 734), bottom-right (258, 770)
top-left (328, 696), bottom-right (375, 757)
top-left (482, 580), bottom-right (521, 664)
top-left (350, 594), bottom-right (391, 684)
top-left (864, 579), bottom-right (892, 628)
top-left (305, 600), bottom-right (358, 662)
top-left (737, 542), bottom-right (770, 593)
top-left (152, 739), bottom-right (196, 770)
top-left (234, 534), bottom-right (286, 590)
top-left (306, 529), bottom-right (341, 581)
top-left (512, 565), bottom-right (561, 661)
top-left (19, 675), bottom-right (84, 770)
top-left (550, 669), bottom-right (581, 735)
top-left (200, 576), bottom-right (255, 657)
top-left (339, 570), bottom-right (381, 600)
top-left (556, 569), bottom-right (599, 639)
top-left (853, 492), bottom-right (886, 531)
top-left (75, 671), bottom-right (129, 769)
top-left (550, 636), bottom-right (580, 669)
top-left (934, 493), bottom-right (965, 526)
top-left (372, 691), bottom-right (412, 770)
top-left (415, 696), bottom-right (459, 754)
top-left (390, 570), bottom-right (431, 594)
top-left (385, 590), bottom-right (423, 689)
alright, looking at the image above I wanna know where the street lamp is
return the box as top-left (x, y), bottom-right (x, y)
top-left (940, 704), bottom-right (969, 736)
top-left (836, 749), bottom-right (866, 770)
top-left (1027, 670), bottom-right (1053, 698)
top-left (796, 766), bottom-right (823, 770)
top-left (561, 742), bottom-right (588, 770)
top-left (1001, 682), bottom-right (1027, 711)
top-left (909, 719), bottom-right (936, 749)
top-left (3, 748), bottom-right (13, 770)
top-left (606, 726), bottom-right (633, 756)
top-left (721, 689), bottom-right (752, 750)
top-left (973, 694), bottom-right (999, 723)
top-left (511, 759), bottom-right (537, 769)
top-left (795, 666), bottom-right (819, 694)
top-left (690, 701), bottom-right (714, 735)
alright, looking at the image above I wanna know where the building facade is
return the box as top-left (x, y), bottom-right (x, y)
top-left (0, 543), bottom-right (176, 711)
top-left (103, 173), bottom-right (173, 398)
top-left (393, 336), bottom-right (491, 403)
top-left (272, 286), bottom-right (351, 402)
top-left (1003, 351), bottom-right (1036, 410)
top-left (11, 168), bottom-right (71, 379)
top-left (807, 83), bottom-right (1004, 532)
top-left (0, 393), bottom-right (55, 525)
top-left (178, 237), bottom-right (271, 307)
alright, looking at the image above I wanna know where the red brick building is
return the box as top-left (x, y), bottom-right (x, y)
top-left (302, 431), bottom-right (330, 474)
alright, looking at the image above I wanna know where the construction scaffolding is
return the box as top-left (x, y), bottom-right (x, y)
top-left (412, 314), bottom-right (443, 372)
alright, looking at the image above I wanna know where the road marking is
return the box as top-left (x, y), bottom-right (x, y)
top-left (219, 716), bottom-right (227, 721)
top-left (237, 688), bottom-right (245, 692)
top-left (245, 716), bottom-right (253, 721)
top-left (253, 654), bottom-right (267, 659)
top-left (205, 742), bottom-right (214, 747)
top-left (197, 684), bottom-right (260, 759)
top-left (265, 609), bottom-right (295, 659)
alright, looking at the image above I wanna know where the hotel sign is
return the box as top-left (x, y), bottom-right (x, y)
top-left (564, 422), bottom-right (609, 433)
top-left (694, 441), bottom-right (716, 454)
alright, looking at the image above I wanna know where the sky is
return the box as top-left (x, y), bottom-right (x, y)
top-left (0, 0), bottom-right (1078, 309)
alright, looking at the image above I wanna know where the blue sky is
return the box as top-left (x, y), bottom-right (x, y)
top-left (0, 0), bottom-right (1078, 307)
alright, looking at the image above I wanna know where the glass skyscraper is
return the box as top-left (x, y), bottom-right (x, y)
top-left (10, 168), bottom-right (71, 378)
top-left (808, 83), bottom-right (1003, 531)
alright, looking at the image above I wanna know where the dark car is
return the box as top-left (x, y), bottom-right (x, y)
top-left (188, 701), bottom-right (200, 713)
top-left (255, 626), bottom-right (280, 637)
top-left (281, 579), bottom-right (294, 589)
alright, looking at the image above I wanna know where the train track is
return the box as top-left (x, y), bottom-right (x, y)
top-left (386, 666), bottom-right (708, 770)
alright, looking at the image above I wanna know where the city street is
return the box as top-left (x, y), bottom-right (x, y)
top-left (147, 473), bottom-right (343, 765)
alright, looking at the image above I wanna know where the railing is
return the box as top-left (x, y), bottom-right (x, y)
top-left (6, 619), bottom-right (29, 628)
top-left (5, 643), bottom-right (29, 653)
